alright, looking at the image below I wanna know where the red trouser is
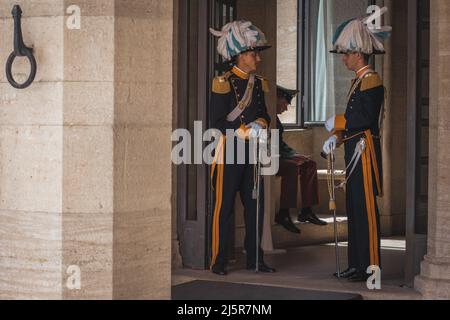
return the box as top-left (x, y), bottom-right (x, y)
top-left (277, 156), bottom-right (320, 209)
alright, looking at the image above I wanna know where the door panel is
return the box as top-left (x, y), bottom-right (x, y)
top-left (177, 0), bottom-right (236, 270)
top-left (177, 0), bottom-right (209, 269)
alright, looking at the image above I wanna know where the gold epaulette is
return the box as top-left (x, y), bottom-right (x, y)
top-left (212, 72), bottom-right (231, 94)
top-left (256, 75), bottom-right (270, 93)
top-left (360, 72), bottom-right (383, 92)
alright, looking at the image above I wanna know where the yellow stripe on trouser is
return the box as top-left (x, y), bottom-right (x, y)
top-left (210, 136), bottom-right (225, 269)
top-left (365, 131), bottom-right (382, 197)
top-left (361, 130), bottom-right (381, 267)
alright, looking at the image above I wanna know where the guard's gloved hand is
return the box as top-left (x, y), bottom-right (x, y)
top-left (325, 116), bottom-right (336, 132)
top-left (322, 135), bottom-right (338, 155)
top-left (246, 122), bottom-right (263, 131)
top-left (246, 122), bottom-right (263, 138)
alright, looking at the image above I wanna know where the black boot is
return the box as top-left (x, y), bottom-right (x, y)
top-left (348, 271), bottom-right (370, 282)
top-left (298, 208), bottom-right (328, 226)
top-left (211, 263), bottom-right (227, 276)
top-left (247, 261), bottom-right (276, 273)
top-left (333, 267), bottom-right (358, 279)
top-left (275, 209), bottom-right (301, 234)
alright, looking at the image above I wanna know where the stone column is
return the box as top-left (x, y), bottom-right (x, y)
top-left (62, 0), bottom-right (115, 300)
top-left (0, 0), bottom-right (65, 300)
top-left (0, 0), bottom-right (173, 300)
top-left (112, 0), bottom-right (173, 300)
top-left (415, 0), bottom-right (450, 300)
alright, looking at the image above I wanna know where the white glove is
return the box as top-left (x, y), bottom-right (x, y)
top-left (325, 116), bottom-right (336, 132)
top-left (322, 135), bottom-right (338, 155)
top-left (246, 122), bottom-right (263, 138)
top-left (246, 122), bottom-right (263, 131)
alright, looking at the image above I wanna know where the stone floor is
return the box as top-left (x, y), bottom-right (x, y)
top-left (172, 238), bottom-right (422, 300)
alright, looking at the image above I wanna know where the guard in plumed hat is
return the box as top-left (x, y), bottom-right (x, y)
top-left (322, 7), bottom-right (391, 282)
top-left (208, 20), bottom-right (275, 276)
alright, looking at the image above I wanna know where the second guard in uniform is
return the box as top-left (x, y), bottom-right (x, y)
top-left (209, 20), bottom-right (275, 276)
top-left (322, 8), bottom-right (392, 282)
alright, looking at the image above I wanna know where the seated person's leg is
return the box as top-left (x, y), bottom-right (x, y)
top-left (297, 160), bottom-right (328, 226)
top-left (275, 159), bottom-right (301, 234)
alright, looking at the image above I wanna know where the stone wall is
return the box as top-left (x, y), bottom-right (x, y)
top-left (112, 0), bottom-right (173, 301)
top-left (62, 0), bottom-right (115, 300)
top-left (276, 0), bottom-right (298, 124)
top-left (0, 0), bottom-right (173, 300)
top-left (0, 0), bottom-right (65, 300)
top-left (415, 0), bottom-right (450, 300)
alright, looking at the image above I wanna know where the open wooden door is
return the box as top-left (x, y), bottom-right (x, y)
top-left (177, 0), bottom-right (237, 270)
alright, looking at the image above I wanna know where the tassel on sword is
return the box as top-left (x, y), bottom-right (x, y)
top-left (327, 148), bottom-right (341, 279)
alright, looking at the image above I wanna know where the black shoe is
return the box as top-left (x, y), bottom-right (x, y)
top-left (275, 213), bottom-right (301, 234)
top-left (247, 262), bottom-right (276, 273)
top-left (298, 211), bottom-right (328, 226)
top-left (348, 271), bottom-right (369, 282)
top-left (334, 267), bottom-right (357, 279)
top-left (211, 264), bottom-right (227, 276)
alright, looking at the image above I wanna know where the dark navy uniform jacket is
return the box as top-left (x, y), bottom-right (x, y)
top-left (210, 68), bottom-right (271, 134)
top-left (344, 73), bottom-right (384, 138)
top-left (342, 71), bottom-right (385, 195)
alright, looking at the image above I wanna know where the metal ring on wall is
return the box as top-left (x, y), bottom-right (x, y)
top-left (6, 5), bottom-right (37, 90)
top-left (6, 50), bottom-right (37, 89)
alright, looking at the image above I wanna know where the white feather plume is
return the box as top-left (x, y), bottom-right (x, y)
top-left (210, 21), bottom-right (269, 61)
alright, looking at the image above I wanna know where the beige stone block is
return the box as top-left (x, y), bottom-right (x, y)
top-left (115, 81), bottom-right (172, 126)
top-left (115, 17), bottom-right (173, 84)
top-left (283, 129), bottom-right (314, 157)
top-left (114, 125), bottom-right (172, 213)
top-left (0, 82), bottom-right (63, 125)
top-left (0, 16), bottom-right (64, 83)
top-left (419, 257), bottom-right (450, 282)
top-left (64, 0), bottom-right (114, 17)
top-left (63, 82), bottom-right (114, 126)
top-left (62, 212), bottom-right (113, 300)
top-left (0, 0), bottom-right (64, 18)
top-left (0, 210), bottom-right (62, 300)
top-left (415, 275), bottom-right (450, 300)
top-left (0, 126), bottom-right (63, 213)
top-left (63, 126), bottom-right (113, 214)
top-left (64, 16), bottom-right (114, 82)
top-left (113, 209), bottom-right (171, 300)
top-left (115, 0), bottom-right (173, 19)
top-left (276, 0), bottom-right (298, 92)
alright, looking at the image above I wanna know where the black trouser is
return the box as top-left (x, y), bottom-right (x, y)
top-left (211, 141), bottom-right (264, 267)
top-left (345, 137), bottom-right (382, 272)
